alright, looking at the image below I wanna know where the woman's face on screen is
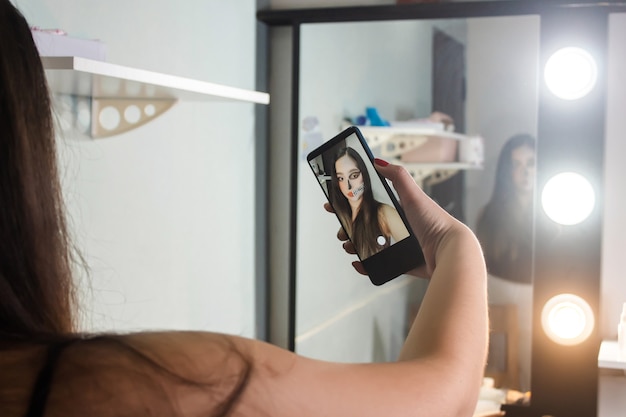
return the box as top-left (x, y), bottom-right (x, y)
top-left (335, 154), bottom-right (365, 205)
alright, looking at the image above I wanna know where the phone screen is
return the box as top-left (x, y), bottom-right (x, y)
top-left (307, 126), bottom-right (424, 284)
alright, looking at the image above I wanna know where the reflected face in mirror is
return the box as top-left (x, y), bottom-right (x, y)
top-left (511, 144), bottom-right (536, 197)
top-left (477, 134), bottom-right (536, 284)
top-left (335, 154), bottom-right (365, 208)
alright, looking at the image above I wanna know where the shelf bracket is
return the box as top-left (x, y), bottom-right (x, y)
top-left (377, 135), bottom-right (430, 159)
top-left (91, 98), bottom-right (177, 138)
top-left (52, 94), bottom-right (177, 139)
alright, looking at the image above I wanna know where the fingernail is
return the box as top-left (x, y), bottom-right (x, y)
top-left (374, 158), bottom-right (389, 167)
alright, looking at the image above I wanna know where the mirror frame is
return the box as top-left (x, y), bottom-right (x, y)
top-left (258, 2), bottom-right (626, 415)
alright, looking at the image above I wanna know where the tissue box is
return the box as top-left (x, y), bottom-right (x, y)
top-left (32, 29), bottom-right (106, 61)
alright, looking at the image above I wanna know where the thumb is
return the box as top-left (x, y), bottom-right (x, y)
top-left (373, 158), bottom-right (424, 207)
top-left (373, 158), bottom-right (455, 242)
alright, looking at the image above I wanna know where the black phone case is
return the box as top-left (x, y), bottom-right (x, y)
top-left (306, 125), bottom-right (425, 285)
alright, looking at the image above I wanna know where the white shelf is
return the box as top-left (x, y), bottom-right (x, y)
top-left (42, 56), bottom-right (270, 104)
top-left (598, 340), bottom-right (626, 370)
top-left (358, 125), bottom-right (471, 142)
top-left (42, 56), bottom-right (269, 138)
top-left (403, 162), bottom-right (481, 171)
top-left (355, 125), bottom-right (483, 185)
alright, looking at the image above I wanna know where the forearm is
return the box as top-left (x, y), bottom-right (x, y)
top-left (399, 225), bottom-right (488, 380)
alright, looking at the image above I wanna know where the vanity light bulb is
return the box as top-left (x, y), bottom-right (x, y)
top-left (542, 293), bottom-right (594, 346)
top-left (544, 47), bottom-right (597, 100)
top-left (548, 302), bottom-right (585, 339)
top-left (541, 172), bottom-right (595, 225)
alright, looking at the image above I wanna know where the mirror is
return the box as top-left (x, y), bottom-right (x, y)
top-left (295, 14), bottom-right (539, 400)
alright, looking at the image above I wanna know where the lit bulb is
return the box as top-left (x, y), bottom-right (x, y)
top-left (548, 302), bottom-right (586, 339)
top-left (541, 172), bottom-right (595, 225)
top-left (544, 47), bottom-right (597, 100)
top-left (542, 294), bottom-right (594, 346)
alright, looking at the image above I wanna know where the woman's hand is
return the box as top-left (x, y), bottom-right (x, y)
top-left (325, 159), bottom-right (470, 279)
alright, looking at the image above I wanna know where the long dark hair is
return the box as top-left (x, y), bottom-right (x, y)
top-left (476, 134), bottom-right (535, 283)
top-left (330, 147), bottom-right (389, 259)
top-left (0, 1), bottom-right (77, 336)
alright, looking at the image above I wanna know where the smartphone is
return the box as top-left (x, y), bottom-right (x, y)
top-left (306, 125), bottom-right (425, 285)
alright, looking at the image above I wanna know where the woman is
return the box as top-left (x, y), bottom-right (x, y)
top-left (475, 134), bottom-right (539, 392)
top-left (0, 2), bottom-right (488, 416)
top-left (330, 146), bottom-right (409, 259)
top-left (476, 134), bottom-right (536, 284)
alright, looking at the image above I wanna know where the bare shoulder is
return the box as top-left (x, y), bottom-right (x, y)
top-left (2, 331), bottom-right (473, 417)
top-left (378, 204), bottom-right (410, 241)
top-left (40, 331), bottom-right (310, 417)
top-left (45, 331), bottom-right (257, 416)
top-left (379, 203), bottom-right (399, 216)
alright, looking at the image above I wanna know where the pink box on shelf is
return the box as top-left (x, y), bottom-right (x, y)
top-left (400, 136), bottom-right (458, 163)
top-left (31, 28), bottom-right (106, 61)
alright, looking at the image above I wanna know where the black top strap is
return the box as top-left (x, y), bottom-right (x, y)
top-left (25, 339), bottom-right (76, 417)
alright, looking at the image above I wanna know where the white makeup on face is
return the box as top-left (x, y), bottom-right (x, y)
top-left (335, 155), bottom-right (365, 202)
top-left (349, 183), bottom-right (365, 199)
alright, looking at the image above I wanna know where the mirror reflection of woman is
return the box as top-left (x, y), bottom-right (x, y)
top-left (330, 147), bottom-right (409, 259)
top-left (476, 134), bottom-right (536, 284)
top-left (476, 134), bottom-right (537, 393)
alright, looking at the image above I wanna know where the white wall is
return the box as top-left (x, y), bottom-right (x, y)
top-left (598, 12), bottom-right (626, 417)
top-left (17, 0), bottom-right (259, 336)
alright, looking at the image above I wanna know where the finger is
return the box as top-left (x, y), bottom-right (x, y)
top-left (374, 159), bottom-right (446, 218)
top-left (336, 228), bottom-right (348, 242)
top-left (351, 261), bottom-right (367, 276)
top-left (342, 241), bottom-right (357, 255)
top-left (373, 159), bottom-right (423, 204)
top-left (324, 202), bottom-right (334, 213)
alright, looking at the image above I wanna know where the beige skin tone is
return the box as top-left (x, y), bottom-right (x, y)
top-left (379, 204), bottom-right (411, 243)
top-left (3, 162), bottom-right (487, 417)
top-left (335, 155), bottom-right (410, 243)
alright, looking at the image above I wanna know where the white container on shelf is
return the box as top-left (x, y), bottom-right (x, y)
top-left (32, 28), bottom-right (106, 61)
